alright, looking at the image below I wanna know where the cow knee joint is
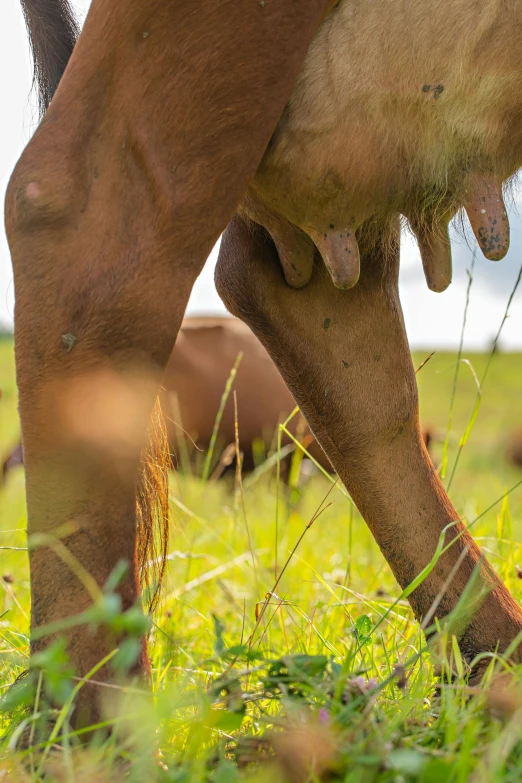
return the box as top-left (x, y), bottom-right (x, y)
top-left (5, 140), bottom-right (81, 245)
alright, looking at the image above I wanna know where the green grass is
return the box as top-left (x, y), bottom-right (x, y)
top-left (2, 339), bottom-right (522, 781)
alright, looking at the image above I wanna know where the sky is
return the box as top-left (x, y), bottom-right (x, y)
top-left (2, 1), bottom-right (522, 350)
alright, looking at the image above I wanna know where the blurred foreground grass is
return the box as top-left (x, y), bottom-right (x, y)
top-left (1, 338), bottom-right (522, 781)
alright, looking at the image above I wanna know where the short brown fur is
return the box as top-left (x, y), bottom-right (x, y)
top-left (7, 0), bottom-right (522, 726)
top-left (7, 0), bottom-right (333, 725)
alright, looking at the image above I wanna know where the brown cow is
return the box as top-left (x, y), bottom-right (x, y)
top-left (6, 0), bottom-right (522, 725)
top-left (163, 316), bottom-right (329, 474)
top-left (2, 315), bottom-right (435, 481)
top-left (1, 316), bottom-right (328, 482)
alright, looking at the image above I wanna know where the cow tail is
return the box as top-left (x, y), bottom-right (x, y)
top-left (20, 0), bottom-right (79, 118)
top-left (136, 398), bottom-right (171, 614)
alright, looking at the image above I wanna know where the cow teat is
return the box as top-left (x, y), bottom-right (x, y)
top-left (462, 174), bottom-right (510, 262)
top-left (407, 214), bottom-right (453, 293)
top-left (245, 0), bottom-right (522, 295)
top-left (308, 226), bottom-right (361, 290)
top-left (264, 214), bottom-right (314, 288)
top-left (409, 175), bottom-right (510, 294)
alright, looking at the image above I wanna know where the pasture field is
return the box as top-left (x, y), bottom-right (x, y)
top-left (1, 337), bottom-right (522, 781)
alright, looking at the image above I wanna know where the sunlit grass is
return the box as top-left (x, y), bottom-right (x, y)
top-left (1, 337), bottom-right (522, 780)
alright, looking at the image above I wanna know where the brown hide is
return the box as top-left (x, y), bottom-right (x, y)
top-left (162, 316), bottom-right (329, 473)
top-left (7, 1), bottom-right (333, 725)
top-left (7, 0), bottom-right (522, 726)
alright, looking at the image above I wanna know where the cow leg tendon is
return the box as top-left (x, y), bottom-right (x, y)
top-left (6, 0), bottom-right (332, 728)
top-left (215, 216), bottom-right (522, 672)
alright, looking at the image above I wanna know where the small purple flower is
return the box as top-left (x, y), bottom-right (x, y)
top-left (318, 708), bottom-right (331, 725)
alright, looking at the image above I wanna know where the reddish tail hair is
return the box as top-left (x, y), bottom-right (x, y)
top-left (136, 398), bottom-right (171, 613)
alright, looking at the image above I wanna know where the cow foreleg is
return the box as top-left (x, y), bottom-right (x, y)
top-left (216, 216), bottom-right (522, 673)
top-left (7, 0), bottom-right (334, 729)
top-left (7, 220), bottom-right (197, 730)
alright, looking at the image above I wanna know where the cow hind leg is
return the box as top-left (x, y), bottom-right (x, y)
top-left (215, 216), bottom-right (522, 673)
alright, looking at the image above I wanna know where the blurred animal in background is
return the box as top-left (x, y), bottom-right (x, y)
top-left (507, 430), bottom-right (522, 469)
top-left (1, 317), bottom-right (331, 485)
top-left (2, 441), bottom-right (23, 485)
top-left (162, 316), bottom-right (330, 476)
top-left (1, 320), bottom-right (441, 485)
